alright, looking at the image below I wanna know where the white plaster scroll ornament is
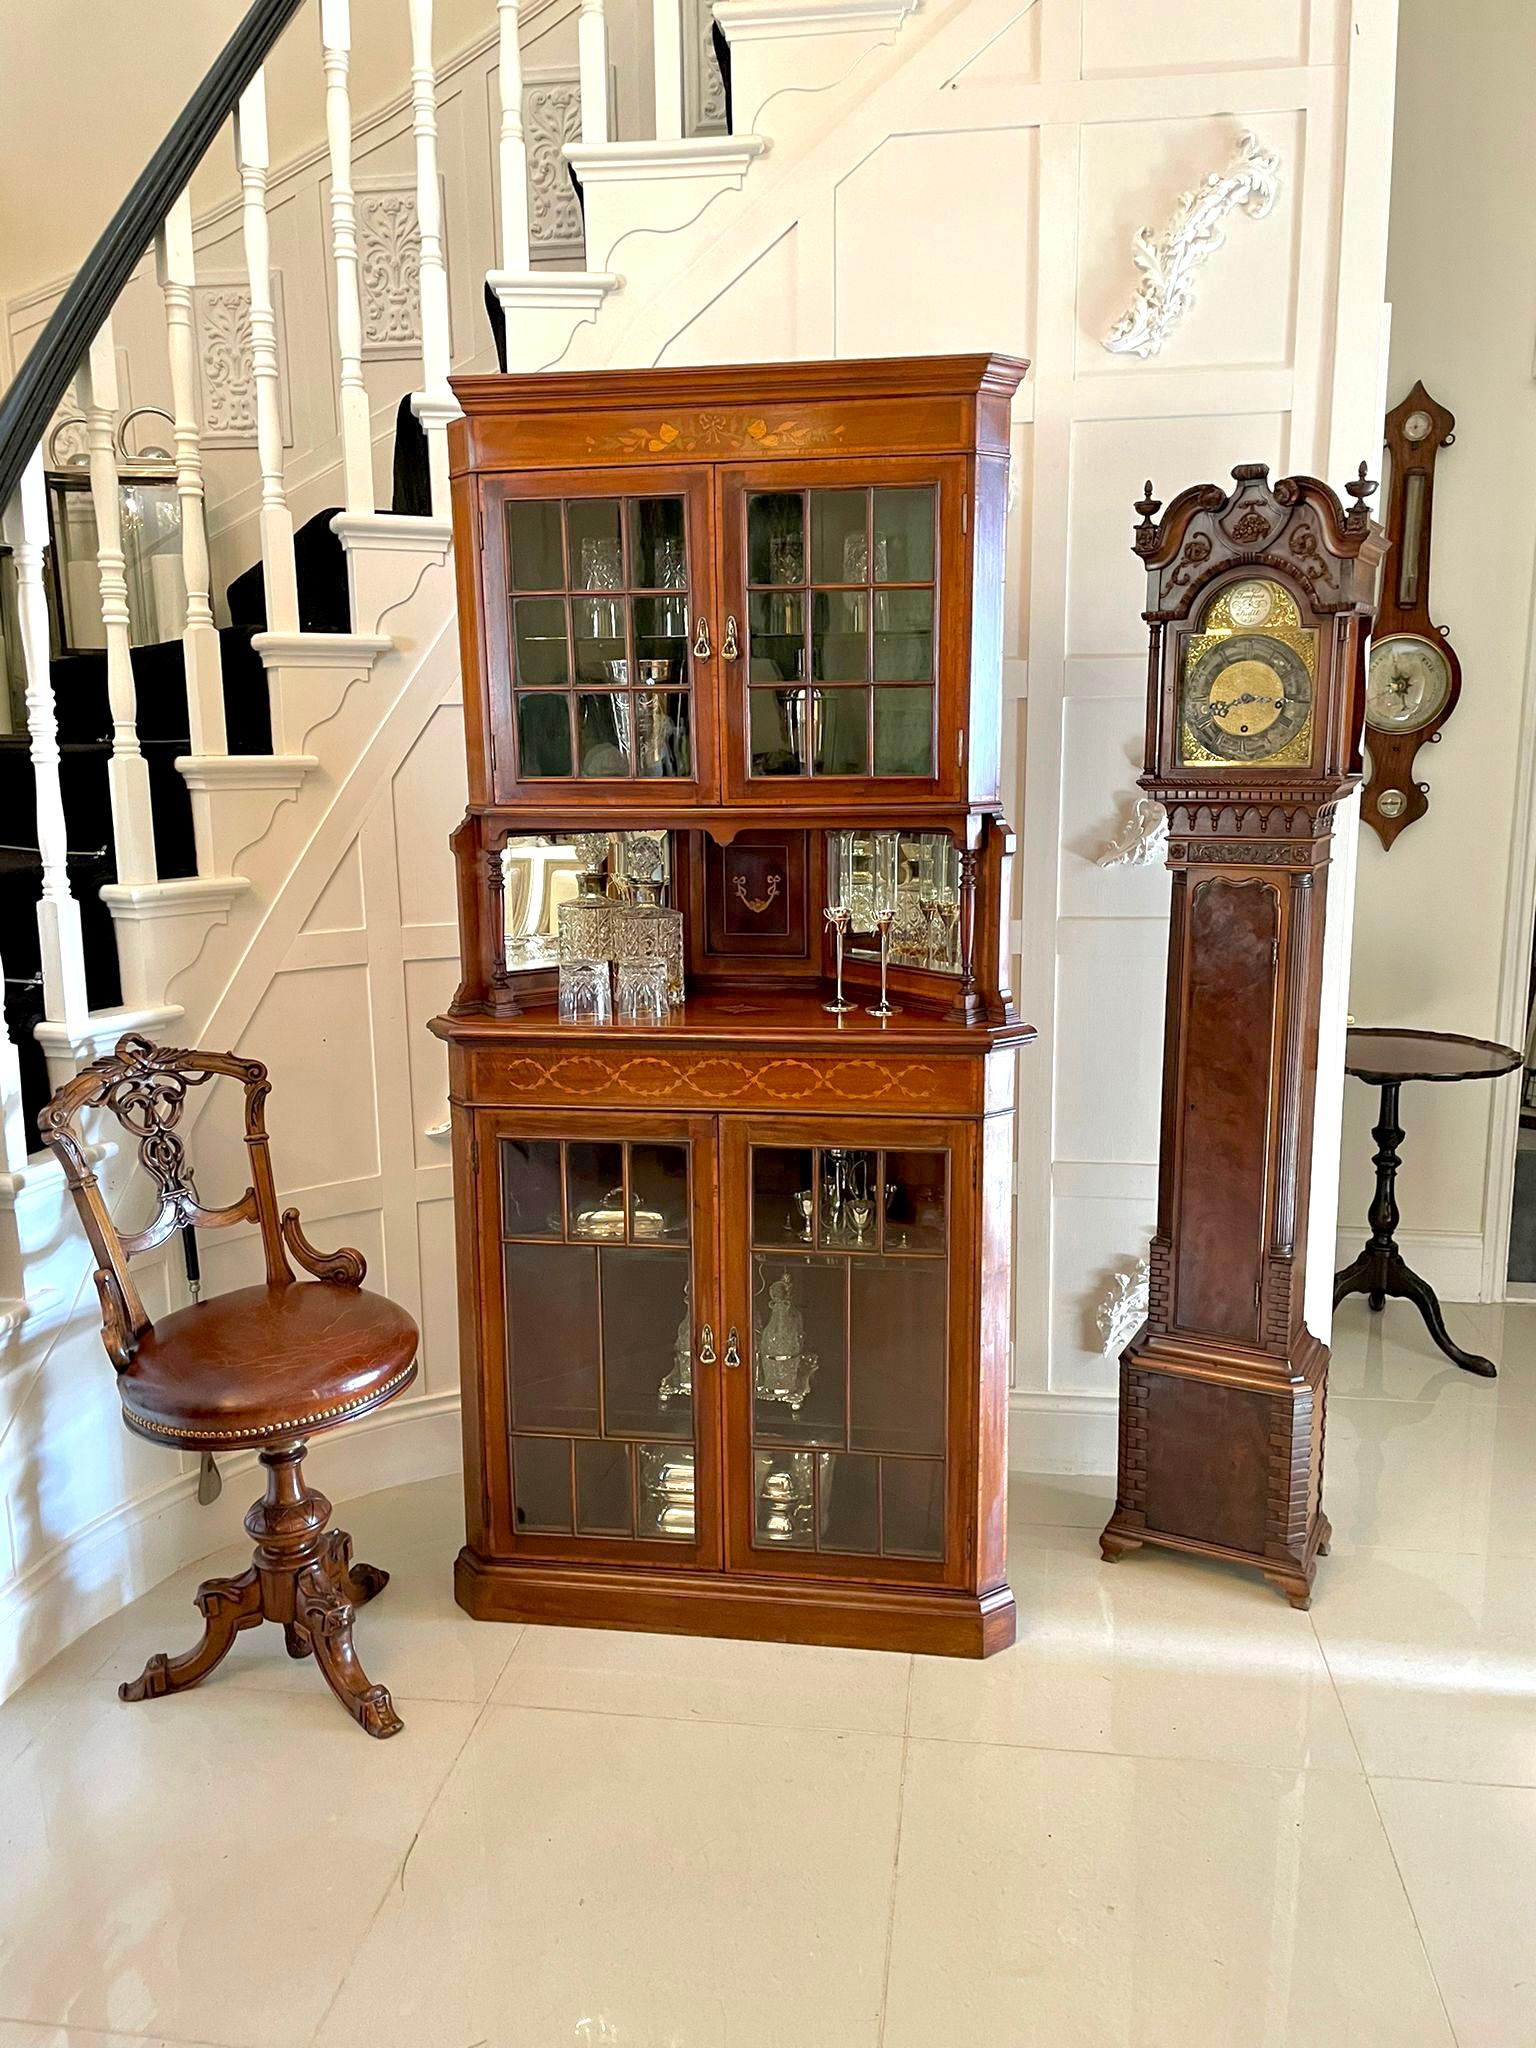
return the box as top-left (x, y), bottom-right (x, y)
top-left (1097, 796), bottom-right (1169, 869)
top-left (1103, 130), bottom-right (1281, 360)
top-left (1097, 1256), bottom-right (1150, 1357)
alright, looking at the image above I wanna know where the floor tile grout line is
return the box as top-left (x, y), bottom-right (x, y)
top-left (1307, 1602), bottom-right (1464, 2047)
top-left (1359, 1769), bottom-right (1466, 2047)
top-left (875, 1657), bottom-right (916, 2048)
top-left (305, 1688), bottom-right (500, 2048)
top-left (0, 2017), bottom-right (230, 2048)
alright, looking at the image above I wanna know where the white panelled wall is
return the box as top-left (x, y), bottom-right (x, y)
top-left (0, 0), bottom-right (1400, 1696)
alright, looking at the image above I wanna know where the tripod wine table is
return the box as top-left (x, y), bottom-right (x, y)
top-left (1334, 1026), bottom-right (1521, 1377)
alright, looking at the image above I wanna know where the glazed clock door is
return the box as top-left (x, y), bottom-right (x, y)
top-left (480, 466), bottom-right (719, 802)
top-left (719, 1115), bottom-right (975, 1586)
top-left (717, 460), bottom-right (969, 802)
top-left (481, 1110), bottom-right (722, 1568)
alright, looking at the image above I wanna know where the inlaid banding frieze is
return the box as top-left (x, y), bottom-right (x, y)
top-left (465, 1045), bottom-right (982, 1115)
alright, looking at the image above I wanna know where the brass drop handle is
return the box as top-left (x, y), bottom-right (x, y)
top-left (692, 616), bottom-right (711, 660)
top-left (698, 1324), bottom-right (717, 1366)
top-left (724, 1325), bottom-right (741, 1369)
top-left (723, 613), bottom-right (740, 660)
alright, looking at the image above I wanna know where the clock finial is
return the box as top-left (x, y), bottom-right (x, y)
top-left (1345, 461), bottom-right (1378, 529)
top-left (1133, 480), bottom-right (1161, 555)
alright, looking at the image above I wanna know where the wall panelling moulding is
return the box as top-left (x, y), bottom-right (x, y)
top-left (1102, 129), bottom-right (1281, 360)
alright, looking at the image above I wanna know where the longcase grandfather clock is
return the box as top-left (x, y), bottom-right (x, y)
top-left (1100, 462), bottom-right (1384, 1608)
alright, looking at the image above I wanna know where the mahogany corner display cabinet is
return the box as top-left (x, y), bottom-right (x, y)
top-left (431, 354), bottom-right (1033, 1657)
top-left (1099, 462), bottom-right (1386, 1609)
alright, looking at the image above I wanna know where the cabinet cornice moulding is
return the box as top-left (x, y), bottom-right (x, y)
top-left (1102, 129), bottom-right (1281, 361)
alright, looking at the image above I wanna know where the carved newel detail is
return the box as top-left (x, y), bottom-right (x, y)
top-left (1099, 464), bottom-right (1384, 1608)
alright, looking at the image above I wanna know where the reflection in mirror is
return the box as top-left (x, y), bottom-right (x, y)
top-left (501, 834), bottom-right (583, 971)
top-left (829, 830), bottom-right (962, 975)
top-left (501, 831), bottom-right (680, 976)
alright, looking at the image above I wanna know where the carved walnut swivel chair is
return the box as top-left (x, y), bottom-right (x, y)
top-left (41, 1034), bottom-right (419, 1738)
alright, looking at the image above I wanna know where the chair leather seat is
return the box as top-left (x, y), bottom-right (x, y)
top-left (120, 1282), bottom-right (419, 1447)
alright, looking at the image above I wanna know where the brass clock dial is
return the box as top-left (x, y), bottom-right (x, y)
top-left (1366, 632), bottom-right (1453, 734)
top-left (1178, 578), bottom-right (1316, 768)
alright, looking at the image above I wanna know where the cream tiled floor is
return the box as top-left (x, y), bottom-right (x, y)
top-left (4, 1295), bottom-right (1535, 2046)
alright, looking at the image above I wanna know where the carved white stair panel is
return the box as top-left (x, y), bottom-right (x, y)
top-left (486, 271), bottom-right (624, 373)
top-left (330, 512), bottom-right (453, 639)
top-left (563, 136), bottom-right (768, 274)
top-left (99, 877), bottom-right (252, 1009)
top-left (176, 754), bottom-right (320, 882)
top-left (251, 630), bottom-right (395, 755)
top-left (714, 0), bottom-right (919, 147)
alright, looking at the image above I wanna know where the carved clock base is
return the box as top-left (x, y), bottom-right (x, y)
top-left (1099, 1328), bottom-right (1330, 1610)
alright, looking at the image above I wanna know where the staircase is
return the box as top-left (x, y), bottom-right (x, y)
top-left (0, 0), bottom-right (943, 1692)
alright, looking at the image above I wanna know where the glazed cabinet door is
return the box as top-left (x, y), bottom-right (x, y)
top-left (479, 466), bottom-right (719, 801)
top-left (720, 1115), bottom-right (977, 1586)
top-left (477, 1110), bottom-right (722, 1568)
top-left (717, 459), bottom-right (969, 802)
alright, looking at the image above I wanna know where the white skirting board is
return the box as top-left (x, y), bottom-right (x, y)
top-left (0, 1391), bottom-right (463, 1706)
top-left (1008, 1393), bottom-right (1118, 1477)
top-left (1332, 1228), bottom-right (1487, 1305)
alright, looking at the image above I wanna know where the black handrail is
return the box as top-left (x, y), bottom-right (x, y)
top-left (0, 0), bottom-right (305, 514)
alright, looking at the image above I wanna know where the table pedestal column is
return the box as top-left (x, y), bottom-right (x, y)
top-left (1333, 1078), bottom-right (1497, 1377)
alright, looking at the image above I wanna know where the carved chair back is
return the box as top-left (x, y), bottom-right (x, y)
top-left (40, 1033), bottom-right (363, 1370)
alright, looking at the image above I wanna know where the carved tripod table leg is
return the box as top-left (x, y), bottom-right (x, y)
top-left (119, 1567), bottom-right (264, 1703)
top-left (295, 1562), bottom-right (404, 1740)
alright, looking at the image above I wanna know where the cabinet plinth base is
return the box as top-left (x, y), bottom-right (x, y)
top-left (455, 1548), bottom-right (1016, 1658)
top-left (1098, 1513), bottom-right (1331, 1610)
top-left (1100, 1330), bottom-right (1330, 1610)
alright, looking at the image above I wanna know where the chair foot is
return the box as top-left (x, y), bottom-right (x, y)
top-left (119, 1568), bottom-right (263, 1703)
top-left (323, 1528), bottom-right (390, 1606)
top-left (296, 1562), bottom-right (404, 1739)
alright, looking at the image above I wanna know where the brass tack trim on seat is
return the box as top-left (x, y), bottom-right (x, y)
top-left (122, 1363), bottom-right (417, 1443)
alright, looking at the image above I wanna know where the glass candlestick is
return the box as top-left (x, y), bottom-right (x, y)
top-left (867, 830), bottom-right (901, 1018)
top-left (823, 904), bottom-right (854, 1015)
top-left (868, 909), bottom-right (901, 1018)
top-left (823, 828), bottom-right (855, 1014)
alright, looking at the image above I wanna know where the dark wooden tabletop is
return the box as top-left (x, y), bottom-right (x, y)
top-left (1344, 1026), bottom-right (1524, 1086)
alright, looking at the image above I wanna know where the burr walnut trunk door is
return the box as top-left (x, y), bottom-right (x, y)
top-left (480, 1109), bottom-right (722, 1570)
top-left (717, 459), bottom-right (969, 803)
top-left (719, 1115), bottom-right (976, 1588)
top-left (479, 466), bottom-right (719, 803)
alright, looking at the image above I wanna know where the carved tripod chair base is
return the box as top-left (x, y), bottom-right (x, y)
top-left (119, 1444), bottom-right (404, 1739)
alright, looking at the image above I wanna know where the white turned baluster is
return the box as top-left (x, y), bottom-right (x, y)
top-left (578, 0), bottom-right (610, 145)
top-left (234, 71), bottom-right (300, 632)
top-left (1, 457), bottom-right (90, 1038)
top-left (496, 0), bottom-right (531, 269)
top-left (408, 0), bottom-right (459, 518)
top-left (321, 0), bottom-right (374, 515)
top-left (156, 191), bottom-right (227, 766)
top-left (78, 323), bottom-right (158, 887)
top-left (652, 0), bottom-right (683, 141)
